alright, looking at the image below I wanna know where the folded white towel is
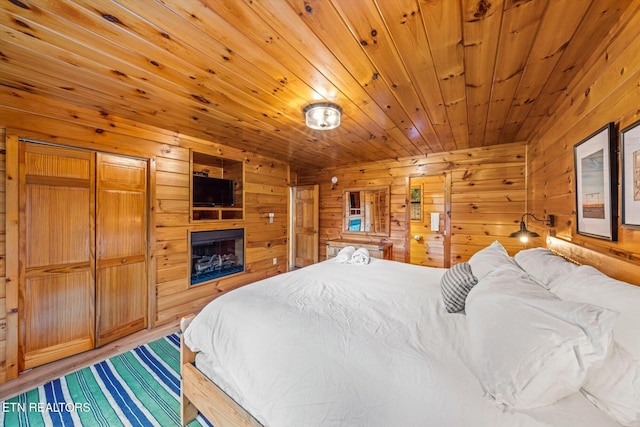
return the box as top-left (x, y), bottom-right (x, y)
top-left (349, 247), bottom-right (370, 265)
top-left (334, 246), bottom-right (356, 263)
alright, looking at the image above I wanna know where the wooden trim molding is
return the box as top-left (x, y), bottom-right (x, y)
top-left (546, 236), bottom-right (640, 286)
top-left (147, 157), bottom-right (158, 328)
top-left (5, 135), bottom-right (19, 380)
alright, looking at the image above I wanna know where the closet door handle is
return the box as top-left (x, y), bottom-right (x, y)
top-left (121, 258), bottom-right (127, 264)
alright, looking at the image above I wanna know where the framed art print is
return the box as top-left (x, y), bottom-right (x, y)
top-left (573, 122), bottom-right (618, 241)
top-left (621, 119), bottom-right (640, 228)
top-left (410, 186), bottom-right (421, 221)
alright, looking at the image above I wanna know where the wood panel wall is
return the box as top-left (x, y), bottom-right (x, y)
top-left (526, 6), bottom-right (640, 277)
top-left (0, 95), bottom-right (290, 382)
top-left (0, 128), bottom-right (6, 381)
top-left (296, 142), bottom-right (527, 263)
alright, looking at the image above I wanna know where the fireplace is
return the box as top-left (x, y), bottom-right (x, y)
top-left (190, 228), bottom-right (244, 285)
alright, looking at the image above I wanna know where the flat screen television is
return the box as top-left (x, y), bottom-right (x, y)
top-left (193, 175), bottom-right (235, 207)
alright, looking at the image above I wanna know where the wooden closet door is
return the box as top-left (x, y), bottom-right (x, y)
top-left (95, 153), bottom-right (148, 347)
top-left (19, 143), bottom-right (95, 370)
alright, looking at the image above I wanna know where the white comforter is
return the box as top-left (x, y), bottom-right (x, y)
top-left (183, 259), bottom-right (619, 427)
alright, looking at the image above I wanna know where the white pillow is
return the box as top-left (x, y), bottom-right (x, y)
top-left (514, 247), bottom-right (578, 289)
top-left (581, 343), bottom-right (640, 427)
top-left (465, 266), bottom-right (617, 409)
top-left (551, 265), bottom-right (640, 426)
top-left (552, 265), bottom-right (640, 358)
top-left (468, 240), bottom-right (518, 280)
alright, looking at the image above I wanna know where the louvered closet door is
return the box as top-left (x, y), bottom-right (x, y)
top-left (19, 143), bottom-right (95, 370)
top-left (95, 153), bottom-right (148, 347)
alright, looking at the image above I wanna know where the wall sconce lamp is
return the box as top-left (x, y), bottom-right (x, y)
top-left (509, 213), bottom-right (555, 243)
top-left (303, 102), bottom-right (342, 130)
top-left (330, 176), bottom-right (338, 190)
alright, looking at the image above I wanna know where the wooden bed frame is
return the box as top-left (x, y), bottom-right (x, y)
top-left (180, 315), bottom-right (262, 427)
top-left (179, 238), bottom-right (640, 426)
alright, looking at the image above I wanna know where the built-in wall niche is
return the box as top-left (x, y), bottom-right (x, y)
top-left (191, 151), bottom-right (243, 221)
top-left (191, 228), bottom-right (245, 285)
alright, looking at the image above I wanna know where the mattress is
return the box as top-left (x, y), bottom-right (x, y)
top-left (183, 258), bottom-right (620, 427)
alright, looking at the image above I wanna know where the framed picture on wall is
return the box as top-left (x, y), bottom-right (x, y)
top-left (573, 122), bottom-right (618, 241)
top-left (621, 119), bottom-right (640, 228)
top-left (410, 186), bottom-right (421, 220)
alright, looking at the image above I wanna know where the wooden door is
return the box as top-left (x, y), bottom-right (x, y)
top-left (409, 174), bottom-right (450, 268)
top-left (19, 143), bottom-right (95, 370)
top-left (292, 185), bottom-right (319, 267)
top-left (95, 153), bottom-right (148, 347)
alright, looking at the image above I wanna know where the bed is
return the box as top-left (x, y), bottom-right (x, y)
top-left (180, 240), bottom-right (640, 427)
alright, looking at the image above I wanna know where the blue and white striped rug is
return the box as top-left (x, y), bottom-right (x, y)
top-left (1, 333), bottom-right (212, 426)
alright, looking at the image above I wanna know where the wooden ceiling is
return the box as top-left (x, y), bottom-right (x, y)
top-left (0, 0), bottom-right (636, 169)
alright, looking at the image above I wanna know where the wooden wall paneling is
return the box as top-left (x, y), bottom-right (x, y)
top-left (516, 0), bottom-right (635, 141)
top-left (449, 149), bottom-right (526, 260)
top-left (4, 134), bottom-right (18, 381)
top-left (548, 236), bottom-right (640, 286)
top-left (155, 269), bottom-right (272, 325)
top-left (157, 146), bottom-right (290, 324)
top-left (527, 7), bottom-right (640, 266)
top-left (532, 5), bottom-right (640, 146)
top-left (0, 108), bottom-right (180, 163)
top-left (0, 128), bottom-right (5, 382)
top-left (157, 170), bottom-right (190, 189)
top-left (297, 142), bottom-right (527, 262)
top-left (147, 158), bottom-right (157, 329)
top-left (0, 96), bottom-right (291, 382)
top-left (0, 90), bottom-right (178, 148)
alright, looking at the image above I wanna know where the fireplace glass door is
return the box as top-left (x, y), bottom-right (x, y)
top-left (191, 228), bottom-right (244, 285)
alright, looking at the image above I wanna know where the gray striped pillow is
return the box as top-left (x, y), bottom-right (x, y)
top-left (441, 262), bottom-right (478, 313)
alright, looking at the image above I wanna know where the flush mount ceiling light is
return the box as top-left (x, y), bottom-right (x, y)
top-left (303, 102), bottom-right (342, 130)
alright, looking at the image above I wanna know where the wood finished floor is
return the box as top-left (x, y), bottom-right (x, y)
top-left (0, 321), bottom-right (180, 401)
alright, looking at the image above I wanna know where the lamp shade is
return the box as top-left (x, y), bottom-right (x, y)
top-left (509, 213), bottom-right (554, 243)
top-left (303, 102), bottom-right (342, 130)
top-left (509, 221), bottom-right (540, 243)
